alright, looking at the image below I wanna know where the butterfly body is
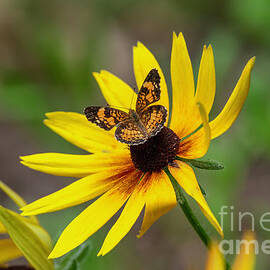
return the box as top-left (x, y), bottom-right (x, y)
top-left (84, 69), bottom-right (167, 145)
top-left (127, 108), bottom-right (149, 138)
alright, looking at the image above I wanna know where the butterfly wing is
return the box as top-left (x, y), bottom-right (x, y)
top-left (84, 106), bottom-right (129, 130)
top-left (140, 105), bottom-right (167, 137)
top-left (136, 69), bottom-right (161, 114)
top-left (115, 120), bottom-right (148, 145)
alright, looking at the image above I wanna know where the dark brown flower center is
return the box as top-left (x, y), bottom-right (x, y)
top-left (130, 127), bottom-right (180, 172)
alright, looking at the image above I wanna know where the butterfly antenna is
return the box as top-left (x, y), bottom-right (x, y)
top-left (106, 104), bottom-right (128, 110)
top-left (106, 86), bottom-right (137, 111)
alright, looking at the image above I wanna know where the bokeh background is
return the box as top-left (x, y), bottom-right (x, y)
top-left (1, 0), bottom-right (270, 269)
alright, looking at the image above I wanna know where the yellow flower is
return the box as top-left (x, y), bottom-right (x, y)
top-left (0, 181), bottom-right (53, 270)
top-left (20, 32), bottom-right (255, 258)
top-left (205, 232), bottom-right (256, 270)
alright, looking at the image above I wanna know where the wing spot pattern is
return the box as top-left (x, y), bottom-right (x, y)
top-left (143, 81), bottom-right (154, 91)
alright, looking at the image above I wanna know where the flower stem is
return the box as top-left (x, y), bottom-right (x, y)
top-left (164, 167), bottom-right (231, 270)
top-left (164, 167), bottom-right (210, 246)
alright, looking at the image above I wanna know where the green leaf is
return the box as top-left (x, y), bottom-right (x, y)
top-left (176, 156), bottom-right (224, 170)
top-left (0, 181), bottom-right (39, 225)
top-left (55, 240), bottom-right (92, 270)
top-left (0, 181), bottom-right (27, 208)
top-left (0, 206), bottom-right (54, 270)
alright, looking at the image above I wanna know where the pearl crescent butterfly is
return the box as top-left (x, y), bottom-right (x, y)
top-left (84, 69), bottom-right (167, 145)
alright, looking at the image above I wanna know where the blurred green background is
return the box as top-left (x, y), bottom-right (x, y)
top-left (1, 0), bottom-right (270, 269)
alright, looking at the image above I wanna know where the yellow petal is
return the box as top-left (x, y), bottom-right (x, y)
top-left (97, 174), bottom-right (149, 256)
top-left (133, 42), bottom-right (169, 118)
top-left (48, 169), bottom-right (141, 259)
top-left (0, 181), bottom-right (39, 225)
top-left (0, 206), bottom-right (53, 270)
top-left (232, 232), bottom-right (256, 270)
top-left (20, 150), bottom-right (130, 178)
top-left (195, 45), bottom-right (216, 115)
top-left (178, 102), bottom-right (211, 159)
top-left (169, 161), bottom-right (223, 236)
top-left (0, 221), bottom-right (7, 233)
top-left (138, 171), bottom-right (176, 238)
top-left (170, 32), bottom-right (199, 138)
top-left (210, 57), bottom-right (255, 139)
top-left (205, 243), bottom-right (225, 270)
top-left (0, 239), bottom-right (22, 264)
top-left (44, 112), bottom-right (123, 153)
top-left (93, 70), bottom-right (135, 109)
top-left (21, 166), bottom-right (131, 216)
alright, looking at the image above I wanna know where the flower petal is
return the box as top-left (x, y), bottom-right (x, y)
top-left (44, 112), bottom-right (123, 153)
top-left (0, 221), bottom-right (7, 233)
top-left (178, 103), bottom-right (211, 159)
top-left (0, 206), bottom-right (53, 270)
top-left (48, 169), bottom-right (141, 259)
top-left (138, 170), bottom-right (176, 238)
top-left (169, 161), bottom-right (223, 236)
top-left (0, 239), bottom-right (22, 264)
top-left (232, 232), bottom-right (256, 270)
top-left (21, 165), bottom-right (134, 216)
top-left (195, 45), bottom-right (216, 115)
top-left (20, 150), bottom-right (130, 178)
top-left (205, 243), bottom-right (225, 270)
top-left (170, 32), bottom-right (199, 137)
top-left (210, 57), bottom-right (255, 139)
top-left (133, 42), bottom-right (169, 118)
top-left (97, 174), bottom-right (149, 256)
top-left (93, 70), bottom-right (135, 109)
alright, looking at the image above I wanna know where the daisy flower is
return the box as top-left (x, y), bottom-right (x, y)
top-left (20, 32), bottom-right (255, 258)
top-left (0, 181), bottom-right (53, 269)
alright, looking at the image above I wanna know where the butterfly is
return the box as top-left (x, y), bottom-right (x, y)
top-left (84, 69), bottom-right (167, 145)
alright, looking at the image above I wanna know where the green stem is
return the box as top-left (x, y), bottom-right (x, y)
top-left (164, 167), bottom-right (210, 246)
top-left (164, 167), bottom-right (231, 270)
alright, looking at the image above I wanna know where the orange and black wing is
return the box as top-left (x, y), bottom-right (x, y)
top-left (115, 121), bottom-right (148, 145)
top-left (136, 69), bottom-right (161, 114)
top-left (84, 106), bottom-right (129, 130)
top-left (140, 105), bottom-right (167, 137)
